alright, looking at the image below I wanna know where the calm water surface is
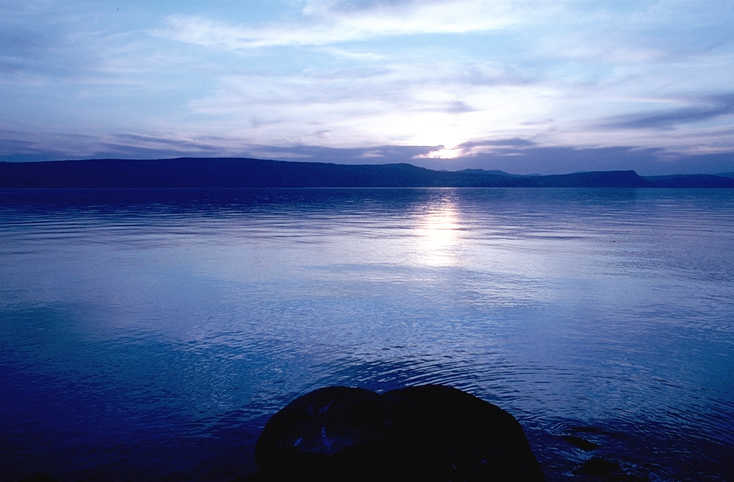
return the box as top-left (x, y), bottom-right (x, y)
top-left (1, 188), bottom-right (733, 481)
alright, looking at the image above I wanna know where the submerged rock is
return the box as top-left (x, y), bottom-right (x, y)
top-left (252, 384), bottom-right (544, 481)
top-left (562, 435), bottom-right (602, 451)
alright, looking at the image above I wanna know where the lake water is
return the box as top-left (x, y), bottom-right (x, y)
top-left (1, 187), bottom-right (733, 481)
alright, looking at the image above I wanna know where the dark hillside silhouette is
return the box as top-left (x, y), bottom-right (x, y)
top-left (1, 157), bottom-right (733, 188)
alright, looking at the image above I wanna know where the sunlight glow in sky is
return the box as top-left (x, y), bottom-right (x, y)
top-left (2, 0), bottom-right (734, 174)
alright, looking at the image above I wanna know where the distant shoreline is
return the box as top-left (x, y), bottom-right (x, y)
top-left (2, 157), bottom-right (733, 188)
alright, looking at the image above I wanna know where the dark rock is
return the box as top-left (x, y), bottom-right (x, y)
top-left (574, 457), bottom-right (621, 477)
top-left (562, 435), bottom-right (601, 451)
top-left (254, 386), bottom-right (439, 480)
top-left (385, 385), bottom-right (545, 481)
top-left (253, 384), bottom-right (544, 481)
top-left (570, 426), bottom-right (617, 436)
top-left (19, 474), bottom-right (58, 482)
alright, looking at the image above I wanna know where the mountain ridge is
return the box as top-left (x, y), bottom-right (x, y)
top-left (1, 157), bottom-right (733, 188)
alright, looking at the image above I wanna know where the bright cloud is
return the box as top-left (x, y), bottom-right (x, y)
top-left (157, 0), bottom-right (545, 49)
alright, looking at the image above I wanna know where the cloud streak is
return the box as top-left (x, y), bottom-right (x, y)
top-left (602, 94), bottom-right (734, 130)
top-left (157, 0), bottom-right (549, 49)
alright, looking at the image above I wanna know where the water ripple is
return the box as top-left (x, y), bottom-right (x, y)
top-left (1, 187), bottom-right (733, 481)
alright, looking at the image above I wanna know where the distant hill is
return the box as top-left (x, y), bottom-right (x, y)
top-left (1, 157), bottom-right (733, 188)
top-left (641, 174), bottom-right (734, 188)
top-left (456, 168), bottom-right (516, 176)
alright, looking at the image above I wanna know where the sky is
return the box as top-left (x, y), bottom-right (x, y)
top-left (1, 0), bottom-right (734, 175)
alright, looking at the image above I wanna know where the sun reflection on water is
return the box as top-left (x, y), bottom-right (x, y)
top-left (411, 199), bottom-right (462, 267)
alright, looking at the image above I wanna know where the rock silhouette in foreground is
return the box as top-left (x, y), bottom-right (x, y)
top-left (252, 384), bottom-right (544, 481)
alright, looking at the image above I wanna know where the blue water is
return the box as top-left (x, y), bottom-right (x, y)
top-left (1, 188), bottom-right (733, 481)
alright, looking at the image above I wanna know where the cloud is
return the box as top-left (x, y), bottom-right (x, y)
top-left (303, 0), bottom-right (427, 14)
top-left (0, 4), bottom-right (166, 84)
top-left (458, 138), bottom-right (536, 149)
top-left (0, 129), bottom-right (233, 162)
top-left (414, 138), bottom-right (537, 159)
top-left (3, 0), bottom-right (734, 176)
top-left (157, 0), bottom-right (548, 49)
top-left (428, 101), bottom-right (476, 114)
top-left (3, 126), bottom-right (734, 176)
top-left (601, 94), bottom-right (734, 130)
top-left (411, 143), bottom-right (734, 176)
top-left (148, 0), bottom-right (734, 157)
top-left (180, 58), bottom-right (533, 151)
top-left (0, 16), bottom-right (75, 80)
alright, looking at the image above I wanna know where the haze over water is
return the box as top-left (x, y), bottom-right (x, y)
top-left (1, 187), bottom-right (733, 481)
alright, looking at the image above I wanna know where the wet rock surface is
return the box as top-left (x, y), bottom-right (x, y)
top-left (557, 427), bottom-right (653, 481)
top-left (251, 384), bottom-right (545, 481)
